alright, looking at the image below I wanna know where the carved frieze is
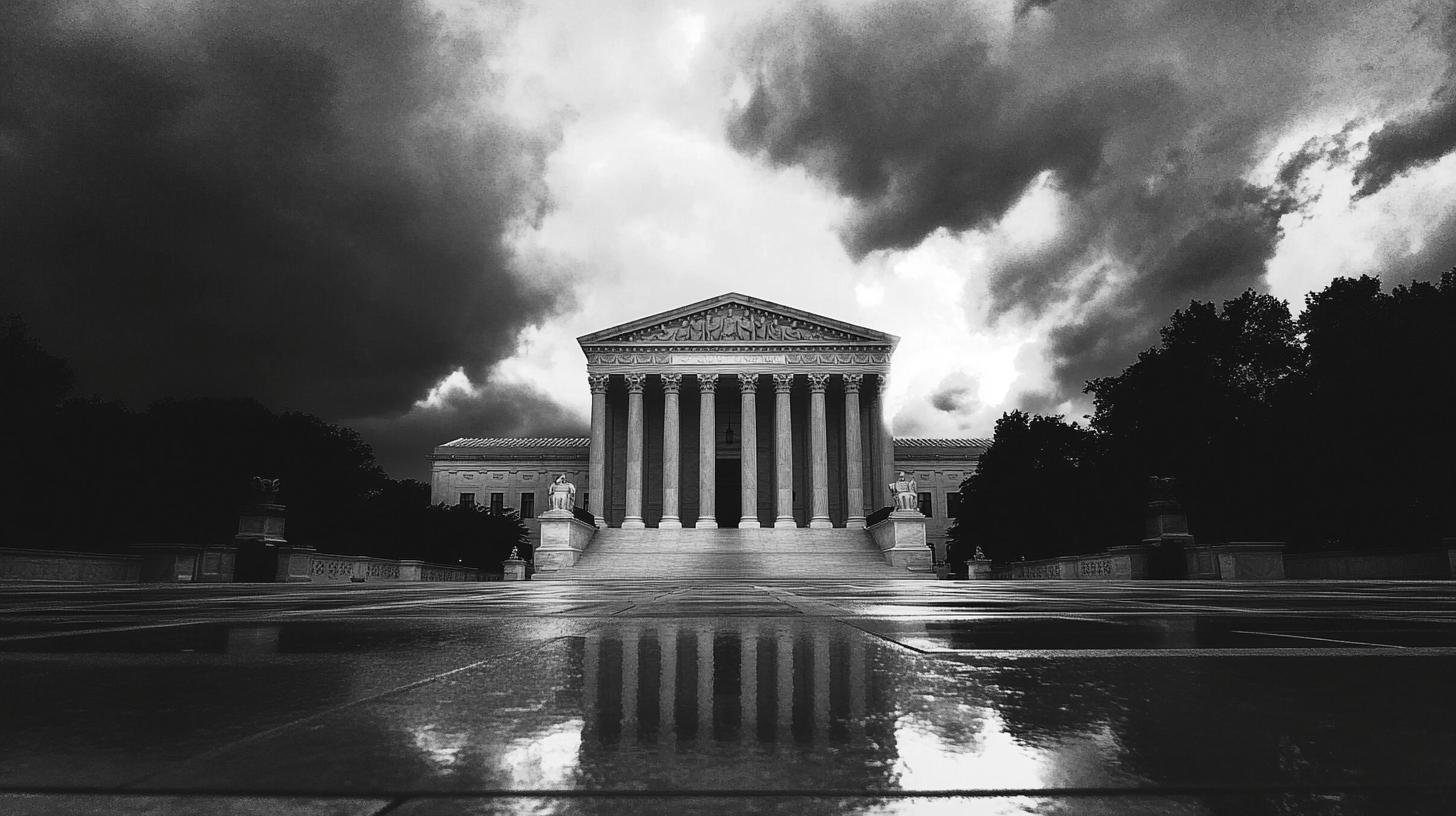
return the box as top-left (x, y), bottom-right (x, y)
top-left (610, 303), bottom-right (866, 343)
top-left (586, 350), bottom-right (892, 367)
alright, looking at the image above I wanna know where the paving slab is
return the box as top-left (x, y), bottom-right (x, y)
top-left (2, 579), bottom-right (1455, 813)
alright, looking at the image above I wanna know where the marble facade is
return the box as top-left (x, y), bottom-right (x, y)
top-left (429, 294), bottom-right (986, 557)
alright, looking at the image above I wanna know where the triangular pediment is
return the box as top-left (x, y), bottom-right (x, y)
top-left (578, 293), bottom-right (896, 346)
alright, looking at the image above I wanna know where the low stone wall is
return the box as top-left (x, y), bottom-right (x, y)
top-left (998, 545), bottom-right (1152, 580)
top-left (305, 551), bottom-right (480, 583)
top-left (0, 547), bottom-right (142, 583)
top-left (1285, 549), bottom-right (1455, 580)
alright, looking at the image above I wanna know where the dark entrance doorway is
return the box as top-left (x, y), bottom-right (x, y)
top-left (715, 459), bottom-right (741, 528)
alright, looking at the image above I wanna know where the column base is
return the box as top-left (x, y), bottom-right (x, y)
top-left (658, 518), bottom-right (683, 529)
top-left (845, 517), bottom-right (866, 529)
top-left (772, 517), bottom-right (798, 529)
top-left (738, 518), bottom-right (761, 529)
top-left (622, 518), bottom-right (646, 530)
top-left (695, 518), bottom-right (718, 529)
top-left (809, 517), bottom-right (833, 529)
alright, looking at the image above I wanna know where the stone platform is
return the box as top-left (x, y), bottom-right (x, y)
top-left (3, 579), bottom-right (1455, 814)
top-left (535, 527), bottom-right (933, 580)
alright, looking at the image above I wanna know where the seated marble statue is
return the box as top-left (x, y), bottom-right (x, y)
top-left (547, 474), bottom-right (576, 512)
top-left (889, 471), bottom-right (919, 512)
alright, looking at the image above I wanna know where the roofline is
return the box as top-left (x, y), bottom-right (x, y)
top-left (576, 292), bottom-right (899, 347)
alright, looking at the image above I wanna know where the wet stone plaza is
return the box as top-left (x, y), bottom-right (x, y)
top-left (2, 580), bottom-right (1456, 815)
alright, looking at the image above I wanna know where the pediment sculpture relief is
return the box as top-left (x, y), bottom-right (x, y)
top-left (616, 305), bottom-right (861, 343)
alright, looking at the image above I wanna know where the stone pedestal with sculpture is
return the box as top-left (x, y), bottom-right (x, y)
top-left (869, 472), bottom-right (932, 572)
top-left (535, 474), bottom-right (596, 574)
top-left (965, 545), bottom-right (992, 580)
top-left (501, 547), bottom-right (528, 581)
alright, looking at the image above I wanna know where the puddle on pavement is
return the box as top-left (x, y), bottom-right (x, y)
top-left (99, 618), bottom-right (1456, 796)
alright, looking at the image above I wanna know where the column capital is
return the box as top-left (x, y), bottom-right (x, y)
top-left (807, 373), bottom-right (829, 393)
top-left (588, 373), bottom-right (610, 393)
top-left (698, 373), bottom-right (718, 394)
top-left (737, 372), bottom-right (759, 393)
top-left (772, 373), bottom-right (795, 393)
top-left (661, 372), bottom-right (682, 393)
top-left (872, 372), bottom-right (890, 395)
top-left (624, 373), bottom-right (647, 394)
top-left (842, 372), bottom-right (863, 393)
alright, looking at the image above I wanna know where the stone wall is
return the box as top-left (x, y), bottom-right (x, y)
top-left (0, 547), bottom-right (142, 583)
top-left (1285, 549), bottom-right (1455, 580)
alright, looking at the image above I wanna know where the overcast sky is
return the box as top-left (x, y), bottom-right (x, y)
top-left (5, 0), bottom-right (1456, 479)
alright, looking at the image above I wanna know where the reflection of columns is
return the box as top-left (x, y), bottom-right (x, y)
top-left (873, 374), bottom-right (895, 509)
top-left (621, 626), bottom-right (640, 734)
top-left (848, 638), bottom-right (865, 723)
top-left (697, 375), bottom-right (718, 529)
top-left (773, 374), bottom-right (795, 528)
top-left (843, 374), bottom-right (866, 528)
top-left (776, 630), bottom-right (794, 742)
top-left (588, 374), bottom-right (609, 527)
top-left (812, 632), bottom-right (830, 737)
top-left (660, 624), bottom-right (677, 739)
top-left (623, 373), bottom-right (647, 529)
top-left (808, 373), bottom-right (832, 528)
top-left (740, 624), bottom-right (758, 739)
top-left (738, 374), bottom-right (760, 528)
top-left (697, 627), bottom-right (715, 738)
top-left (584, 633), bottom-right (600, 741)
top-left (660, 374), bottom-right (683, 529)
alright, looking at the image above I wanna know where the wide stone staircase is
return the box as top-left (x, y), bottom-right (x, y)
top-left (535, 527), bottom-right (932, 581)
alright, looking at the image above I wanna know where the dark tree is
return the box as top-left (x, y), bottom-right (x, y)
top-left (1086, 290), bottom-right (1305, 544)
top-left (948, 410), bottom-right (1120, 563)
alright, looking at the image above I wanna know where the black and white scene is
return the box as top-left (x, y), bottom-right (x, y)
top-left (4, 0), bottom-right (1456, 813)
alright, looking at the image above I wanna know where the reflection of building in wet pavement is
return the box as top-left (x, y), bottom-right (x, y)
top-left (579, 621), bottom-right (873, 750)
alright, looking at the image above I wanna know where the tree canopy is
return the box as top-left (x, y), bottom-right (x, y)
top-left (951, 272), bottom-right (1456, 562)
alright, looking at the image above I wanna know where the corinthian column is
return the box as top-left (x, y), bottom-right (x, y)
top-left (807, 373), bottom-right (832, 528)
top-left (660, 373), bottom-right (683, 529)
top-left (873, 373), bottom-right (895, 508)
top-left (697, 374), bottom-right (718, 529)
top-left (772, 374), bottom-right (795, 528)
top-left (738, 373), bottom-right (760, 528)
top-left (843, 373), bottom-right (865, 528)
top-left (623, 373), bottom-right (646, 529)
top-left (588, 374), bottom-right (609, 527)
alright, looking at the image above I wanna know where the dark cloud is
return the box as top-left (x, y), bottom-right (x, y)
top-left (352, 383), bottom-right (587, 482)
top-left (729, 0), bottom-right (1418, 399)
top-left (1352, 8), bottom-right (1456, 198)
top-left (0, 0), bottom-right (558, 422)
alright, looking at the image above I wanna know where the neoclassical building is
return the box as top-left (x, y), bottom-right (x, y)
top-left (429, 293), bottom-right (986, 561)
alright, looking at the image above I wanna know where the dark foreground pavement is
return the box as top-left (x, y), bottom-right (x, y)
top-left (2, 579), bottom-right (1455, 815)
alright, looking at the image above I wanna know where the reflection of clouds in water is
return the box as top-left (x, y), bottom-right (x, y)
top-left (892, 708), bottom-right (1044, 791)
top-left (410, 724), bottom-right (470, 774)
top-left (501, 718), bottom-right (584, 789)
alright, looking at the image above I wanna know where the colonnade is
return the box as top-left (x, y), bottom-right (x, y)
top-left (580, 625), bottom-right (867, 742)
top-left (586, 372), bottom-right (892, 529)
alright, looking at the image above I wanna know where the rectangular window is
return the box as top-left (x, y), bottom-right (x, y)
top-left (490, 492), bottom-right (504, 513)
top-left (918, 492), bottom-right (933, 517)
top-left (947, 492), bottom-right (962, 516)
top-left (520, 493), bottom-right (535, 519)
top-left (582, 492), bottom-right (590, 512)
top-left (458, 492), bottom-right (475, 507)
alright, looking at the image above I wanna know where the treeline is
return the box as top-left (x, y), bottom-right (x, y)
top-left (0, 319), bottom-right (525, 569)
top-left (949, 272), bottom-right (1456, 563)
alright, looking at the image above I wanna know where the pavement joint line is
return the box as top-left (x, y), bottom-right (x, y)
top-left (932, 646), bottom-right (1456, 658)
top-left (120, 631), bottom-right (583, 787)
top-left (1228, 630), bottom-right (1409, 648)
top-left (10, 783), bottom-right (1456, 798)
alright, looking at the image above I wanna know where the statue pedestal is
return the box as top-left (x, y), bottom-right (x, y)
top-left (502, 558), bottom-right (528, 582)
top-left (966, 559), bottom-right (992, 580)
top-left (869, 512), bottom-right (932, 573)
top-left (535, 512), bottom-right (596, 574)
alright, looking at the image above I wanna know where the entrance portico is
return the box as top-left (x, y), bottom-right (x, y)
top-left (579, 293), bottom-right (898, 530)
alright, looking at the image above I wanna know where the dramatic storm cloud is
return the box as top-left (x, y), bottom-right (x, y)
top-left (729, 0), bottom-right (1453, 398)
top-left (0, 0), bottom-right (557, 424)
